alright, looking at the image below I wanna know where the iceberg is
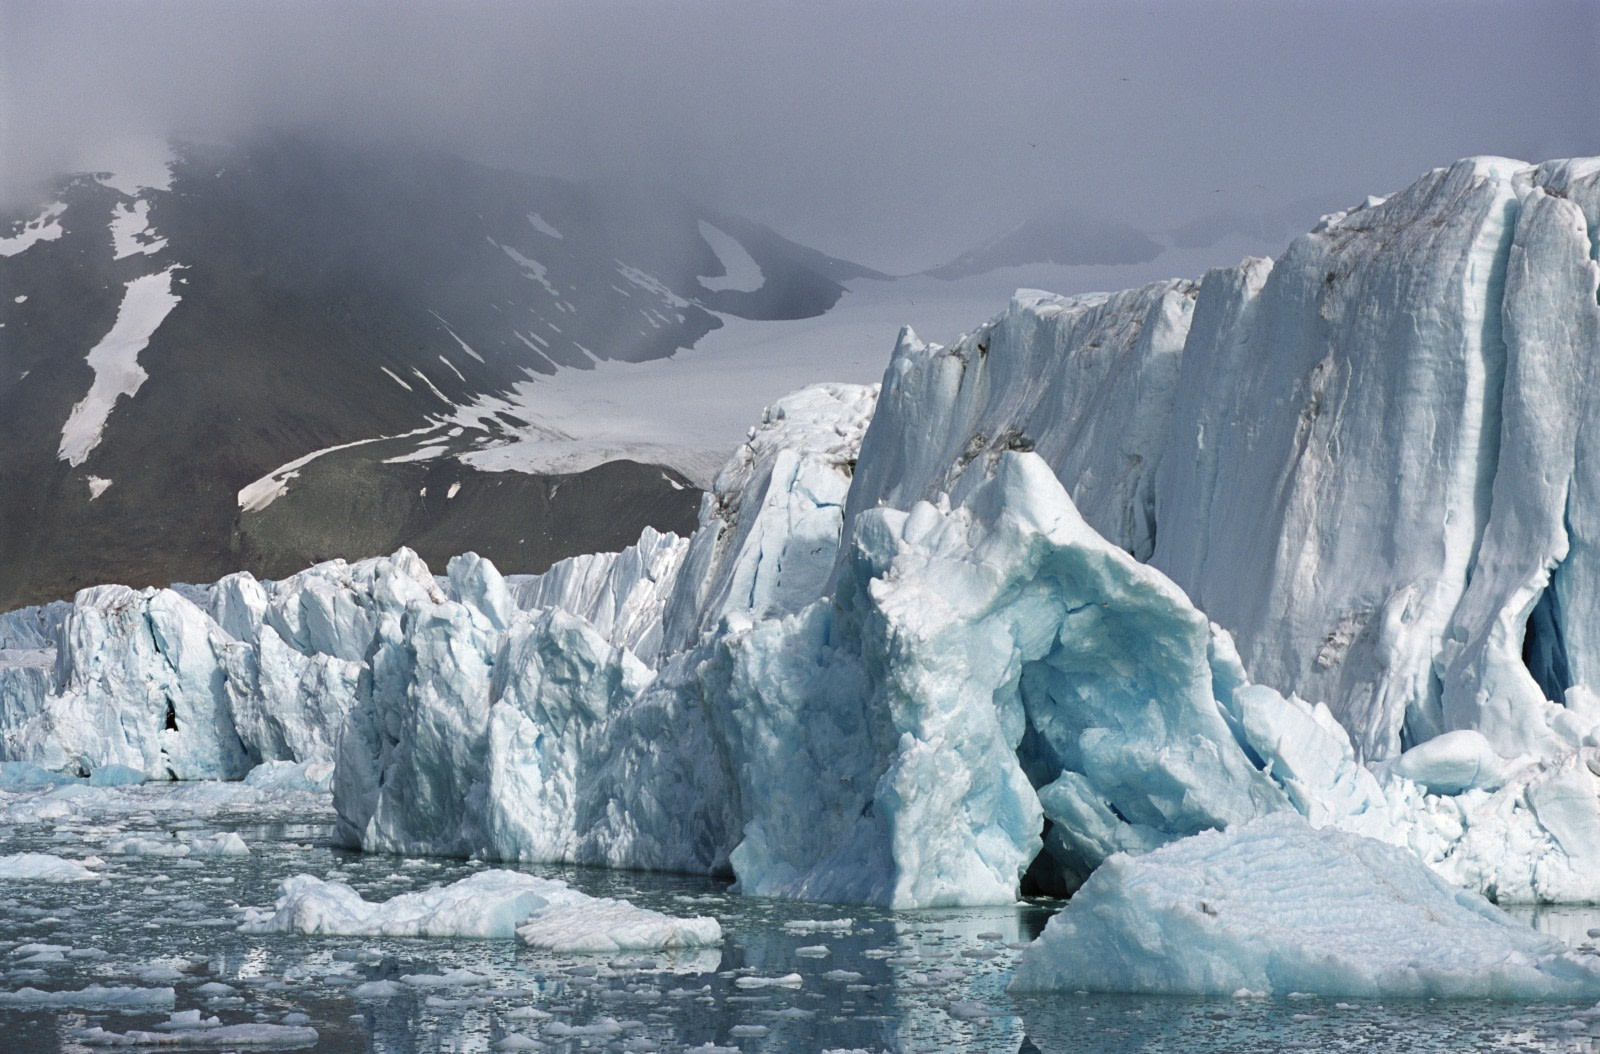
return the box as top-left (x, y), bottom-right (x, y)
top-left (1009, 813), bottom-right (1600, 999)
top-left (74, 1023), bottom-right (319, 1047)
top-left (0, 852), bottom-right (101, 882)
top-left (240, 868), bottom-right (721, 950)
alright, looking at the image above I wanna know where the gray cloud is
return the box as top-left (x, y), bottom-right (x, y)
top-left (5, 0), bottom-right (1597, 272)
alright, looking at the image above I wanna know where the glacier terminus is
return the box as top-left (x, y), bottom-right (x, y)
top-left (6, 156), bottom-right (1600, 1042)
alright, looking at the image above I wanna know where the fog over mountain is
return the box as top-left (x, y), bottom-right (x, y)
top-left (6, 0), bottom-right (1596, 274)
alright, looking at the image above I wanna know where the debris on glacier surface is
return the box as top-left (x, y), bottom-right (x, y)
top-left (1010, 813), bottom-right (1600, 998)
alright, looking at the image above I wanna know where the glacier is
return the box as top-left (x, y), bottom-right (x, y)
top-left (4, 156), bottom-right (1600, 942)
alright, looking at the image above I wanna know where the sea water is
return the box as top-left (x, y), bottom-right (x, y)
top-left (2, 779), bottom-right (1598, 1053)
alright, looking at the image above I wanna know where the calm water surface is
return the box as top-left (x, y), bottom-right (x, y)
top-left (2, 780), bottom-right (1598, 1053)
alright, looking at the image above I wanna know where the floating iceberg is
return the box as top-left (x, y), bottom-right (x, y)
top-left (515, 900), bottom-right (723, 953)
top-left (74, 1022), bottom-right (318, 1047)
top-left (0, 851), bottom-right (101, 882)
top-left (0, 984), bottom-right (174, 1007)
top-left (1009, 813), bottom-right (1600, 999)
top-left (240, 868), bottom-right (721, 950)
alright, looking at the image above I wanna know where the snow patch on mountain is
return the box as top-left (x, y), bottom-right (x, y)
top-left (696, 221), bottom-right (765, 293)
top-left (237, 424), bottom-right (442, 513)
top-left (526, 211), bottom-right (563, 239)
top-left (110, 199), bottom-right (166, 259)
top-left (0, 203), bottom-right (67, 258)
top-left (90, 138), bottom-right (176, 197)
top-left (58, 266), bottom-right (182, 467)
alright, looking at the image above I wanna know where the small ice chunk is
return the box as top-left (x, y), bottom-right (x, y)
top-left (75, 1023), bottom-right (318, 1047)
top-left (795, 945), bottom-right (830, 958)
top-left (734, 973), bottom-right (803, 989)
top-left (782, 919), bottom-right (854, 934)
top-left (240, 870), bottom-right (566, 938)
top-left (0, 984), bottom-right (175, 1007)
top-left (1390, 730), bottom-right (1506, 794)
top-left (87, 765), bottom-right (145, 787)
top-left (516, 900), bottom-right (722, 954)
top-left (0, 852), bottom-right (99, 882)
top-left (155, 1010), bottom-right (221, 1030)
top-left (399, 968), bottom-right (492, 988)
top-left (351, 979), bottom-right (405, 999)
top-left (178, 833), bottom-right (249, 857)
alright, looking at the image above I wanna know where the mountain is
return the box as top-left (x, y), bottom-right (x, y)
top-left (9, 156), bottom-right (1600, 921)
top-left (923, 211), bottom-right (1163, 279)
top-left (0, 133), bottom-right (880, 608)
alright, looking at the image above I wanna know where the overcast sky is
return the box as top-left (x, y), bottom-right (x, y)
top-left (5, 0), bottom-right (1597, 272)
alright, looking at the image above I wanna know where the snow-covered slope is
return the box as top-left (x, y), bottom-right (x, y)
top-left (0, 134), bottom-right (878, 609)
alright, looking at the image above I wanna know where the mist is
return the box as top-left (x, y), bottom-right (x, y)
top-left (5, 0), bottom-right (1597, 272)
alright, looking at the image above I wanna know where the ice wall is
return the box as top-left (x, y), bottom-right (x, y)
top-left (848, 157), bottom-right (1600, 767)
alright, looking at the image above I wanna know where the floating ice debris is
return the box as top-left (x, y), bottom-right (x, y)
top-left (240, 868), bottom-right (719, 952)
top-left (0, 852), bottom-right (99, 881)
top-left (782, 919), bottom-right (854, 934)
top-left (153, 1011), bottom-right (220, 1030)
top-left (515, 900), bottom-right (722, 954)
top-left (399, 968), bottom-right (493, 988)
top-left (733, 973), bottom-right (802, 989)
top-left (0, 984), bottom-right (174, 1007)
top-left (241, 870), bottom-right (565, 938)
top-left (350, 979), bottom-right (404, 999)
top-left (75, 1023), bottom-right (318, 1047)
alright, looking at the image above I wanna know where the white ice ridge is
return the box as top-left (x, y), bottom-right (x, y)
top-left (0, 202), bottom-right (67, 257)
top-left (241, 869), bottom-right (721, 951)
top-left (696, 221), bottom-right (765, 293)
top-left (58, 266), bottom-right (182, 467)
top-left (1009, 813), bottom-right (1600, 999)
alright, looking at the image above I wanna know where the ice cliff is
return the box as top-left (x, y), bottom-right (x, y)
top-left (5, 156), bottom-right (1600, 911)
